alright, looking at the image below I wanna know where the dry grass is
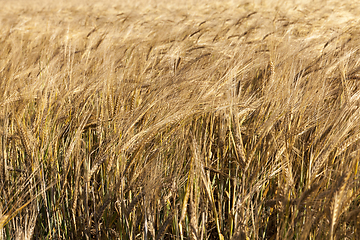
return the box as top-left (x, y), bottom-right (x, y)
top-left (1, 0), bottom-right (360, 239)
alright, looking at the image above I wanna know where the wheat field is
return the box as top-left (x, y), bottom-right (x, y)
top-left (1, 0), bottom-right (360, 239)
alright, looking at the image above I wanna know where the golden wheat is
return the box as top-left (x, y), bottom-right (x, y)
top-left (1, 0), bottom-right (360, 239)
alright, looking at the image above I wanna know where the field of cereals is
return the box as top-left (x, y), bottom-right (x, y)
top-left (1, 0), bottom-right (360, 239)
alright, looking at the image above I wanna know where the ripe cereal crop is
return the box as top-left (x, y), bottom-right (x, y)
top-left (1, 0), bottom-right (360, 239)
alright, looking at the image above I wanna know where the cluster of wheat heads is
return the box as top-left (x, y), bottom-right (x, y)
top-left (1, 0), bottom-right (360, 239)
